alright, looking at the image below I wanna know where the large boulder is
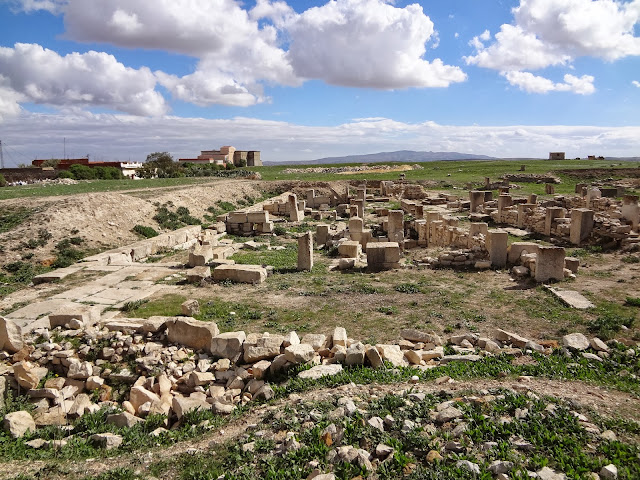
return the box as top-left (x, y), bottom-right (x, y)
top-left (166, 317), bottom-right (219, 352)
top-left (3, 410), bottom-right (36, 438)
top-left (562, 333), bottom-right (590, 351)
top-left (0, 316), bottom-right (24, 353)
top-left (284, 344), bottom-right (316, 364)
top-left (213, 264), bottom-right (267, 284)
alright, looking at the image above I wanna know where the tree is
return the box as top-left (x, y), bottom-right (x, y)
top-left (144, 152), bottom-right (181, 178)
top-left (68, 164), bottom-right (95, 180)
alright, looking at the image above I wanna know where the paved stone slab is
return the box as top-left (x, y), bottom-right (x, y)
top-left (33, 265), bottom-right (84, 284)
top-left (546, 286), bottom-right (595, 309)
top-left (503, 228), bottom-right (530, 237)
top-left (51, 285), bottom-right (107, 301)
top-left (6, 299), bottom-right (71, 322)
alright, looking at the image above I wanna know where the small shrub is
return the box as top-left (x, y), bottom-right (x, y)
top-left (0, 173), bottom-right (7, 187)
top-left (274, 225), bottom-right (287, 236)
top-left (588, 312), bottom-right (635, 340)
top-left (625, 297), bottom-right (640, 307)
top-left (621, 255), bottom-right (640, 264)
top-left (132, 225), bottom-right (159, 238)
top-left (120, 299), bottom-right (149, 312)
top-left (395, 283), bottom-right (421, 294)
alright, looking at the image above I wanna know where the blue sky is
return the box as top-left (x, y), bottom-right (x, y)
top-left (0, 0), bottom-right (639, 164)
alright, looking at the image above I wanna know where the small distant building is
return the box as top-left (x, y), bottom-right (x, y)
top-left (549, 152), bottom-right (565, 160)
top-left (179, 146), bottom-right (261, 167)
top-left (31, 158), bottom-right (142, 178)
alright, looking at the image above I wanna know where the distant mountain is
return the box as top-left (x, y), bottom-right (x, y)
top-left (268, 150), bottom-right (496, 165)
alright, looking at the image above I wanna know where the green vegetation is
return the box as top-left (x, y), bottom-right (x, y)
top-left (131, 224), bottom-right (159, 238)
top-left (0, 261), bottom-right (50, 298)
top-left (123, 293), bottom-right (186, 317)
top-left (58, 164), bottom-right (123, 180)
top-left (230, 244), bottom-right (298, 273)
top-left (0, 206), bottom-right (33, 233)
top-left (153, 202), bottom-right (201, 230)
top-left (0, 173), bottom-right (7, 187)
top-left (52, 237), bottom-right (88, 268)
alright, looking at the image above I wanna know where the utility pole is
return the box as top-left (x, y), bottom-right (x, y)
top-left (64, 137), bottom-right (66, 160)
top-left (0, 140), bottom-right (4, 169)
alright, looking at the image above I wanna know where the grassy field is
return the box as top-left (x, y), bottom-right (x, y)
top-left (1, 158), bottom-right (638, 200)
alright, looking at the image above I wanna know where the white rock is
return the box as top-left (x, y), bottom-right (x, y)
top-left (3, 410), bottom-right (36, 438)
top-left (562, 333), bottom-right (590, 351)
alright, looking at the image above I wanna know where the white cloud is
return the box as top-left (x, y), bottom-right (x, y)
top-left (2, 112), bottom-right (639, 165)
top-left (0, 43), bottom-right (167, 116)
top-left (502, 71), bottom-right (595, 95)
top-left (285, 0), bottom-right (466, 88)
top-left (4, 0), bottom-right (66, 14)
top-left (466, 0), bottom-right (640, 71)
top-left (633, 80), bottom-right (640, 87)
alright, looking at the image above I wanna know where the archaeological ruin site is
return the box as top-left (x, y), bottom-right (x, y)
top-left (1, 164), bottom-right (639, 480)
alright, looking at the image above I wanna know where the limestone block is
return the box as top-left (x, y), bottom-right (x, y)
top-left (13, 361), bottom-right (41, 390)
top-left (3, 411), bottom-right (36, 438)
top-left (49, 304), bottom-right (101, 328)
top-left (345, 342), bottom-right (366, 366)
top-left (487, 230), bottom-right (508, 268)
top-left (570, 209), bottom-right (594, 245)
top-left (247, 211), bottom-right (269, 223)
top-left (349, 217), bottom-right (364, 233)
top-left (507, 242), bottom-right (539, 265)
top-left (300, 334), bottom-right (327, 350)
top-left (298, 232), bottom-right (314, 271)
top-left (186, 266), bottom-right (211, 283)
top-left (366, 345), bottom-right (384, 368)
top-left (338, 241), bottom-right (361, 258)
top-left (375, 344), bottom-right (408, 367)
top-left (211, 331), bottom-right (246, 360)
top-left (106, 412), bottom-right (144, 428)
top-left (67, 360), bottom-right (93, 379)
top-left (0, 316), bottom-right (23, 354)
top-left (535, 246), bottom-right (565, 282)
top-left (188, 245), bottom-right (213, 267)
top-left (171, 395), bottom-right (211, 419)
top-left (298, 364), bottom-right (343, 380)
top-left (400, 329), bottom-right (443, 345)
top-left (495, 329), bottom-right (530, 348)
top-left (213, 264), bottom-right (267, 284)
top-left (244, 336), bottom-right (283, 363)
top-left (91, 433), bottom-right (123, 450)
top-left (129, 386), bottom-right (160, 413)
top-left (284, 344), bottom-right (316, 364)
top-left (562, 333), bottom-right (589, 351)
top-left (564, 257), bottom-right (579, 273)
top-left (316, 224), bottom-right (330, 246)
top-left (181, 299), bottom-right (200, 316)
top-left (332, 327), bottom-right (347, 347)
top-left (166, 317), bottom-right (219, 352)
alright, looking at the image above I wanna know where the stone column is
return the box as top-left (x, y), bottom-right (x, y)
top-left (388, 210), bottom-right (404, 246)
top-left (316, 224), bottom-right (329, 247)
top-left (497, 194), bottom-right (512, 222)
top-left (487, 230), bottom-right (508, 268)
top-left (288, 194), bottom-right (303, 222)
top-left (545, 184), bottom-right (555, 195)
top-left (528, 194), bottom-right (537, 204)
top-left (469, 191), bottom-right (485, 213)
top-left (621, 195), bottom-right (639, 230)
top-left (544, 207), bottom-right (565, 236)
top-left (468, 223), bottom-right (489, 248)
top-left (297, 232), bottom-right (313, 271)
top-left (349, 217), bottom-right (364, 233)
top-left (569, 208), bottom-right (594, 245)
top-left (535, 246), bottom-right (565, 282)
top-left (415, 205), bottom-right (424, 219)
top-left (586, 188), bottom-right (601, 208)
top-left (354, 199), bottom-right (365, 219)
top-left (357, 187), bottom-right (366, 200)
top-left (517, 203), bottom-right (533, 228)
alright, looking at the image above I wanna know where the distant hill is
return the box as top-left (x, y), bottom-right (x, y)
top-left (268, 150), bottom-right (497, 165)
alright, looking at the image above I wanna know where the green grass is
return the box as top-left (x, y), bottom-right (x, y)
top-left (230, 244), bottom-right (298, 272)
top-left (123, 293), bottom-right (186, 317)
top-left (0, 206), bottom-right (34, 233)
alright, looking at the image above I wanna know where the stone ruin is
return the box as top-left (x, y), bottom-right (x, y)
top-left (0, 310), bottom-right (624, 444)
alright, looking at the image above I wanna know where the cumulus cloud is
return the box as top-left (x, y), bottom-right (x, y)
top-left (633, 80), bottom-right (640, 87)
top-left (285, 0), bottom-right (465, 88)
top-left (4, 0), bottom-right (66, 13)
top-left (502, 71), bottom-right (595, 95)
top-left (466, 0), bottom-right (640, 70)
top-left (2, 112), bottom-right (638, 165)
top-left (0, 43), bottom-right (167, 116)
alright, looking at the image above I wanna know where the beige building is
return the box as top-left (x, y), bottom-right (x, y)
top-left (179, 146), bottom-right (261, 167)
top-left (549, 152), bottom-right (565, 160)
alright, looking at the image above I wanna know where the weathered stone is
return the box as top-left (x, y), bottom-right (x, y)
top-left (211, 331), bottom-right (246, 360)
top-left (49, 304), bottom-right (100, 328)
top-left (345, 342), bottom-right (366, 366)
top-left (495, 329), bottom-right (530, 348)
top-left (284, 344), bottom-right (316, 364)
top-left (590, 337), bottom-right (609, 352)
top-left (172, 395), bottom-right (211, 419)
top-left (400, 329), bottom-right (443, 345)
top-left (188, 371), bottom-right (215, 387)
top-left (186, 266), bottom-right (211, 283)
top-left (0, 316), bottom-right (24, 354)
top-left (300, 334), bottom-right (327, 350)
top-left (67, 360), bottom-right (93, 379)
top-left (456, 460), bottom-right (480, 475)
top-left (365, 345), bottom-right (384, 368)
top-left (3, 410), bottom-right (36, 438)
top-left (166, 317), bottom-right (219, 352)
top-left (332, 327), bottom-right (347, 347)
top-left (250, 360), bottom-right (272, 380)
top-left (213, 264), bottom-right (267, 284)
top-left (298, 364), bottom-right (343, 380)
top-left (562, 333), bottom-right (590, 351)
top-left (254, 384), bottom-right (275, 401)
top-left (297, 232), bottom-right (314, 271)
top-left (107, 412), bottom-right (144, 428)
top-left (181, 299), bottom-right (200, 316)
top-left (129, 386), bottom-right (160, 413)
top-left (376, 344), bottom-right (408, 367)
top-left (13, 362), bottom-right (41, 390)
top-left (90, 432), bottom-right (123, 450)
top-left (44, 377), bottom-right (66, 390)
top-left (86, 376), bottom-right (104, 390)
top-left (68, 394), bottom-right (93, 418)
top-left (188, 246), bottom-right (213, 267)
top-left (436, 406), bottom-right (464, 423)
top-left (600, 464), bottom-right (618, 480)
top-left (244, 336), bottom-right (283, 363)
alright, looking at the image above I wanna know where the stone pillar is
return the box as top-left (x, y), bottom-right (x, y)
top-left (316, 224), bottom-right (329, 247)
top-left (545, 184), bottom-right (555, 195)
top-left (544, 207), bottom-right (565, 236)
top-left (357, 188), bottom-right (366, 200)
top-left (353, 199), bottom-right (365, 219)
top-left (349, 217), bottom-right (364, 233)
top-left (519, 165), bottom-right (526, 171)
top-left (528, 194), bottom-right (537, 204)
top-left (388, 210), bottom-right (404, 246)
top-left (306, 190), bottom-right (315, 208)
top-left (575, 183), bottom-right (586, 195)
top-left (484, 191), bottom-right (493, 202)
top-left (499, 187), bottom-right (510, 194)
top-left (517, 203), bottom-right (535, 228)
top-left (288, 194), bottom-right (303, 222)
top-left (487, 230), bottom-right (508, 268)
top-left (416, 219), bottom-right (427, 246)
top-left (469, 191), bottom-right (485, 213)
top-left (415, 205), bottom-right (424, 219)
top-left (535, 246), bottom-right (565, 282)
top-left (570, 208), bottom-right (594, 245)
top-left (586, 188), bottom-right (601, 208)
top-left (297, 232), bottom-right (313, 271)
top-left (468, 223), bottom-right (488, 247)
top-left (349, 205), bottom-right (358, 217)
top-left (484, 177), bottom-right (490, 188)
top-left (497, 194), bottom-right (512, 222)
top-left (621, 195), bottom-right (639, 230)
